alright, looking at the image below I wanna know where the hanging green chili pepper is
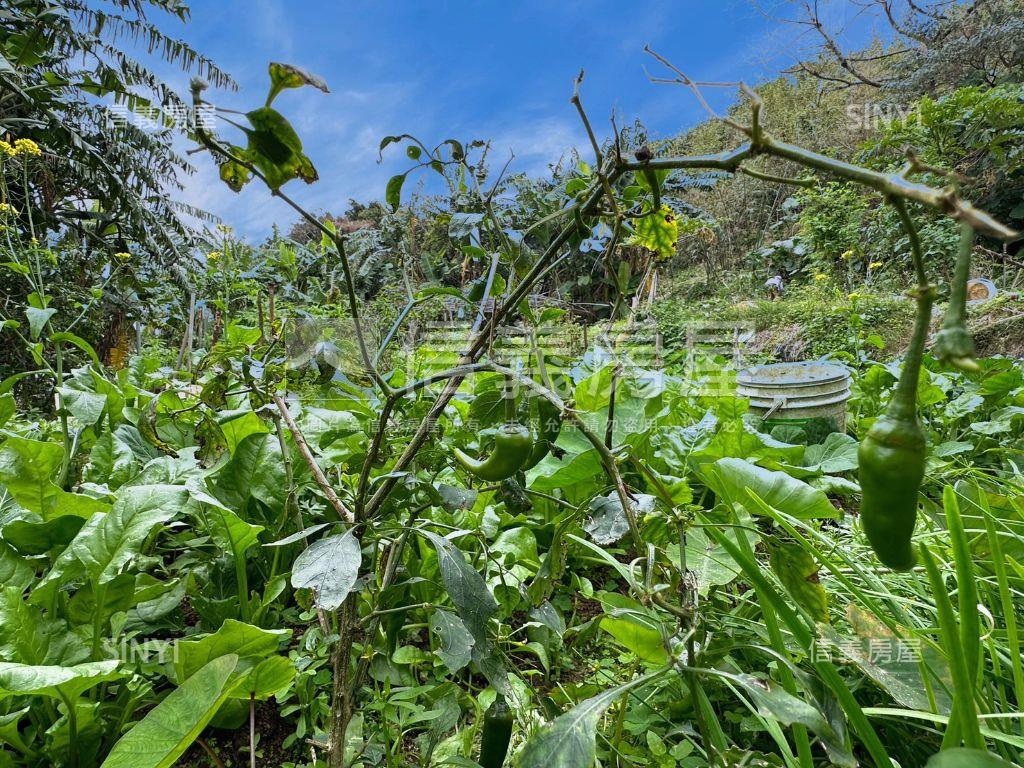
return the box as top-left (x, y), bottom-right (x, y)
top-left (454, 423), bottom-right (533, 482)
top-left (521, 396), bottom-right (562, 471)
top-left (858, 282), bottom-right (934, 571)
top-left (478, 694), bottom-right (514, 768)
top-left (933, 222), bottom-right (979, 372)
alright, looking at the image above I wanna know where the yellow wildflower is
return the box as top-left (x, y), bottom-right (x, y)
top-left (0, 202), bottom-right (17, 216)
top-left (848, 292), bottom-right (860, 300)
top-left (207, 250), bottom-right (221, 262)
top-left (814, 273), bottom-right (828, 281)
top-left (869, 261), bottom-right (883, 269)
top-left (113, 251), bottom-right (131, 263)
top-left (0, 142), bottom-right (14, 158)
top-left (841, 249), bottom-right (855, 261)
top-left (13, 139), bottom-right (42, 157)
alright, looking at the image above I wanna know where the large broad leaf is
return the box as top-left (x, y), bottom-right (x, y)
top-left (57, 386), bottom-right (107, 426)
top-left (527, 428), bottom-right (603, 492)
top-left (0, 434), bottom-right (108, 519)
top-left (3, 512), bottom-right (86, 557)
top-left (517, 669), bottom-right (664, 768)
top-left (101, 654), bottom-right (239, 768)
top-left (187, 486), bottom-right (263, 559)
top-left (703, 458), bottom-right (839, 520)
top-left (666, 527), bottom-right (747, 595)
top-left (0, 540), bottom-right (34, 593)
top-left (84, 431), bottom-right (138, 490)
top-left (211, 433), bottom-right (287, 513)
top-left (215, 409), bottom-right (269, 455)
top-left (0, 660), bottom-right (120, 702)
top-left (230, 655), bottom-right (295, 700)
top-left (926, 749), bottom-right (1019, 767)
top-left (0, 588), bottom-right (86, 665)
top-left (291, 530), bottom-right (361, 611)
top-left (33, 485), bottom-right (188, 604)
top-left (174, 619), bottom-right (289, 683)
top-left (803, 432), bottom-right (859, 474)
top-left (819, 614), bottom-right (952, 714)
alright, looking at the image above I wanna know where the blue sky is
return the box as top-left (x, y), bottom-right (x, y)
top-left (155, 0), bottom-right (883, 240)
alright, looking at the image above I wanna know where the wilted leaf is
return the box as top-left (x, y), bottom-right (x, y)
top-left (630, 204), bottom-right (678, 260)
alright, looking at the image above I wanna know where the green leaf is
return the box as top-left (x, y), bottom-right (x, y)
top-left (219, 148), bottom-right (252, 192)
top-left (244, 107), bottom-right (317, 190)
top-left (188, 487), bottom-right (263, 559)
top-left (386, 172), bottom-right (407, 211)
top-left (766, 539), bottom-right (828, 622)
top-left (600, 610), bottom-right (669, 664)
top-left (0, 434), bottom-right (109, 519)
top-left (49, 332), bottom-right (101, 367)
top-left (101, 655), bottom-right (240, 768)
top-left (216, 409), bottom-right (269, 455)
top-left (230, 655), bottom-right (295, 700)
top-left (0, 540), bottom-right (35, 593)
top-left (803, 432), bottom-right (859, 474)
top-left (175, 619), bottom-right (288, 682)
top-left (57, 386), bottom-right (107, 425)
top-left (33, 485), bottom-right (187, 604)
top-left (925, 749), bottom-right (1018, 768)
top-left (2, 515), bottom-right (85, 556)
top-left (0, 394), bottom-right (15, 429)
top-left (0, 660), bottom-right (120, 702)
top-left (211, 433), bottom-right (287, 512)
top-left (704, 458), bottom-right (839, 520)
top-left (429, 610), bottom-right (474, 673)
top-left (517, 669), bottom-right (665, 768)
top-left (291, 530), bottom-right (361, 611)
top-left (25, 307), bottom-right (56, 340)
top-left (0, 588), bottom-right (85, 665)
top-left (422, 531), bottom-right (497, 642)
top-left (718, 670), bottom-right (855, 767)
top-left (84, 431), bottom-right (138, 490)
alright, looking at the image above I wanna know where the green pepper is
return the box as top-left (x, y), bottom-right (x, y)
top-left (454, 423), bottom-right (533, 482)
top-left (479, 694), bottom-right (513, 768)
top-left (858, 284), bottom-right (934, 571)
top-left (933, 222), bottom-right (979, 372)
top-left (521, 396), bottom-right (562, 471)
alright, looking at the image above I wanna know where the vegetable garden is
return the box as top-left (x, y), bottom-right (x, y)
top-left (2, 2), bottom-right (1024, 767)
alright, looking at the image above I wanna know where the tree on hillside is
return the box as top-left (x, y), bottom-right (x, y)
top-left (0, 0), bottom-right (233, 258)
top-left (770, 0), bottom-right (1024, 94)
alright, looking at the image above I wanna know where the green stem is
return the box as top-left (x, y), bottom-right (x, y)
top-left (58, 690), bottom-right (79, 768)
top-left (887, 199), bottom-right (934, 423)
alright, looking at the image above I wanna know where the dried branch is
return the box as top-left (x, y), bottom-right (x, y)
top-left (273, 394), bottom-right (355, 524)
